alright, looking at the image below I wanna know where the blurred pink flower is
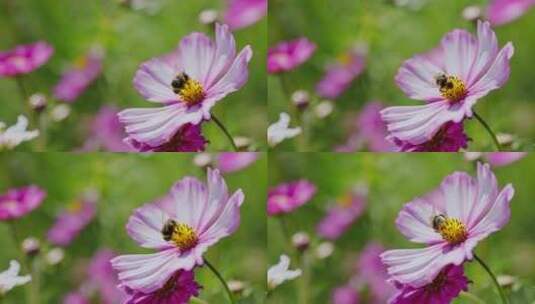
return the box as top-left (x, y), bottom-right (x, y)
top-left (47, 198), bottom-right (97, 246)
top-left (316, 51), bottom-right (366, 99)
top-left (124, 123), bottom-right (207, 152)
top-left (336, 102), bottom-right (395, 152)
top-left (0, 41), bottom-right (53, 77)
top-left (381, 163), bottom-right (514, 288)
top-left (267, 38), bottom-right (316, 73)
top-left (267, 180), bottom-right (316, 216)
top-left (391, 121), bottom-right (469, 152)
top-left (111, 168), bottom-right (244, 293)
top-left (122, 270), bottom-right (200, 304)
top-left (487, 0), bottom-right (535, 26)
top-left (87, 250), bottom-right (126, 304)
top-left (63, 292), bottom-right (89, 304)
top-left (389, 265), bottom-right (468, 304)
top-left (0, 185), bottom-right (46, 220)
top-left (83, 106), bottom-right (133, 152)
top-left (486, 152), bottom-right (527, 167)
top-left (119, 23), bottom-right (252, 150)
top-left (381, 21), bottom-right (514, 146)
top-left (355, 242), bottom-right (395, 303)
top-left (217, 152), bottom-right (258, 173)
top-left (332, 285), bottom-right (359, 304)
top-left (53, 50), bottom-right (103, 102)
top-left (317, 192), bottom-right (366, 240)
top-left (224, 0), bottom-right (267, 30)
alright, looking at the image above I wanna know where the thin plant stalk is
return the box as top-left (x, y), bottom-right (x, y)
top-left (211, 114), bottom-right (239, 151)
top-left (474, 254), bottom-right (509, 304)
top-left (204, 258), bottom-right (235, 304)
top-left (473, 111), bottom-right (502, 151)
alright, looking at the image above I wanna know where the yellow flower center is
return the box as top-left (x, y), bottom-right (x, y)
top-left (171, 73), bottom-right (205, 105)
top-left (170, 223), bottom-right (198, 250)
top-left (433, 216), bottom-right (468, 245)
top-left (435, 74), bottom-right (466, 102)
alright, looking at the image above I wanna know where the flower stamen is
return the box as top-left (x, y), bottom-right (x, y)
top-left (435, 74), bottom-right (466, 102)
top-left (171, 72), bottom-right (205, 105)
top-left (433, 215), bottom-right (468, 245)
top-left (162, 220), bottom-right (198, 250)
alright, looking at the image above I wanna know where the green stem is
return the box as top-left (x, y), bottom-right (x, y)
top-left (473, 111), bottom-right (502, 151)
top-left (297, 252), bottom-right (309, 304)
top-left (211, 114), bottom-right (238, 151)
top-left (204, 258), bottom-right (234, 304)
top-left (474, 254), bottom-right (508, 304)
top-left (28, 258), bottom-right (40, 304)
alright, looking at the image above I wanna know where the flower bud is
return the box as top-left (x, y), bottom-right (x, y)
top-left (29, 94), bottom-right (47, 113)
top-left (227, 280), bottom-right (246, 294)
top-left (462, 5), bottom-right (482, 22)
top-left (233, 136), bottom-right (252, 151)
top-left (199, 9), bottom-right (219, 25)
top-left (292, 231), bottom-right (310, 252)
top-left (21, 237), bottom-right (40, 256)
top-left (314, 101), bottom-right (334, 119)
top-left (193, 153), bottom-right (213, 168)
top-left (291, 90), bottom-right (310, 110)
top-left (50, 104), bottom-right (71, 122)
top-left (45, 248), bottom-right (65, 265)
top-left (315, 241), bottom-right (334, 259)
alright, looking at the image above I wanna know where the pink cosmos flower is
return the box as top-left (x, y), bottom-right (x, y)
top-left (381, 163), bottom-right (514, 288)
top-left (53, 49), bottom-right (103, 102)
top-left (381, 21), bottom-right (514, 146)
top-left (317, 192), bottom-right (366, 240)
top-left (83, 106), bottom-right (133, 152)
top-left (0, 186), bottom-right (46, 220)
top-left (0, 41), bottom-right (54, 77)
top-left (316, 51), bottom-right (366, 99)
top-left (389, 265), bottom-right (469, 304)
top-left (111, 168), bottom-right (244, 293)
top-left (118, 23), bottom-right (252, 150)
top-left (486, 152), bottom-right (527, 167)
top-left (87, 250), bottom-right (126, 304)
top-left (47, 198), bottom-right (97, 246)
top-left (355, 243), bottom-right (395, 303)
top-left (125, 123), bottom-right (207, 152)
top-left (267, 38), bottom-right (316, 73)
top-left (224, 0), bottom-right (267, 30)
top-left (332, 285), bottom-right (359, 304)
top-left (121, 270), bottom-right (201, 304)
top-left (391, 121), bottom-right (469, 152)
top-left (336, 102), bottom-right (395, 152)
top-left (487, 0), bottom-right (535, 26)
top-left (267, 180), bottom-right (316, 216)
top-left (217, 152), bottom-right (258, 173)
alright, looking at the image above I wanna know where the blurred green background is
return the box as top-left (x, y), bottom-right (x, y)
top-left (0, 152), bottom-right (267, 303)
top-left (268, 153), bottom-right (535, 303)
top-left (0, 0), bottom-right (267, 151)
top-left (269, 0), bottom-right (535, 151)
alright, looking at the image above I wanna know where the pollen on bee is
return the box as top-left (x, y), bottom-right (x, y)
top-left (435, 74), bottom-right (466, 102)
top-left (171, 73), bottom-right (205, 105)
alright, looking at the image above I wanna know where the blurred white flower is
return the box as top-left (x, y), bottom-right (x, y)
top-left (315, 241), bottom-right (334, 259)
top-left (50, 104), bottom-right (71, 122)
top-left (193, 153), bottom-right (213, 168)
top-left (267, 254), bottom-right (302, 290)
top-left (314, 101), bottom-right (334, 119)
top-left (0, 260), bottom-right (31, 295)
top-left (268, 112), bottom-right (302, 147)
top-left (45, 248), bottom-right (65, 265)
top-left (0, 115), bottom-right (39, 150)
top-left (199, 9), bottom-right (219, 25)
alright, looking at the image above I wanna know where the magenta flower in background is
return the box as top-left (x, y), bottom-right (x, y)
top-left (119, 23), bottom-right (252, 151)
top-left (87, 250), bottom-right (126, 304)
top-left (317, 191), bottom-right (366, 240)
top-left (267, 179), bottom-right (316, 216)
top-left (486, 152), bottom-right (527, 167)
top-left (389, 265), bottom-right (469, 304)
top-left (63, 292), bottom-right (89, 304)
top-left (125, 123), bottom-right (207, 152)
top-left (122, 270), bottom-right (200, 304)
top-left (111, 168), bottom-right (244, 293)
top-left (381, 21), bottom-right (514, 146)
top-left (355, 242), bottom-right (395, 303)
top-left (47, 198), bottom-right (97, 246)
top-left (83, 106), bottom-right (133, 152)
top-left (337, 102), bottom-right (395, 152)
top-left (53, 49), bottom-right (103, 102)
top-left (316, 50), bottom-right (366, 99)
top-left (0, 185), bottom-right (46, 220)
top-left (487, 0), bottom-right (535, 26)
top-left (0, 41), bottom-right (53, 77)
top-left (332, 285), bottom-right (359, 304)
top-left (391, 121), bottom-right (469, 152)
top-left (267, 37), bottom-right (316, 73)
top-left (224, 0), bottom-right (267, 30)
top-left (381, 163), bottom-right (514, 287)
top-left (217, 152), bottom-right (258, 173)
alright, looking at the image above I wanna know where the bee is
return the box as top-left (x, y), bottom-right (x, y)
top-left (161, 219), bottom-right (177, 241)
top-left (432, 214), bottom-right (447, 231)
top-left (435, 74), bottom-right (454, 90)
top-left (171, 72), bottom-right (190, 94)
